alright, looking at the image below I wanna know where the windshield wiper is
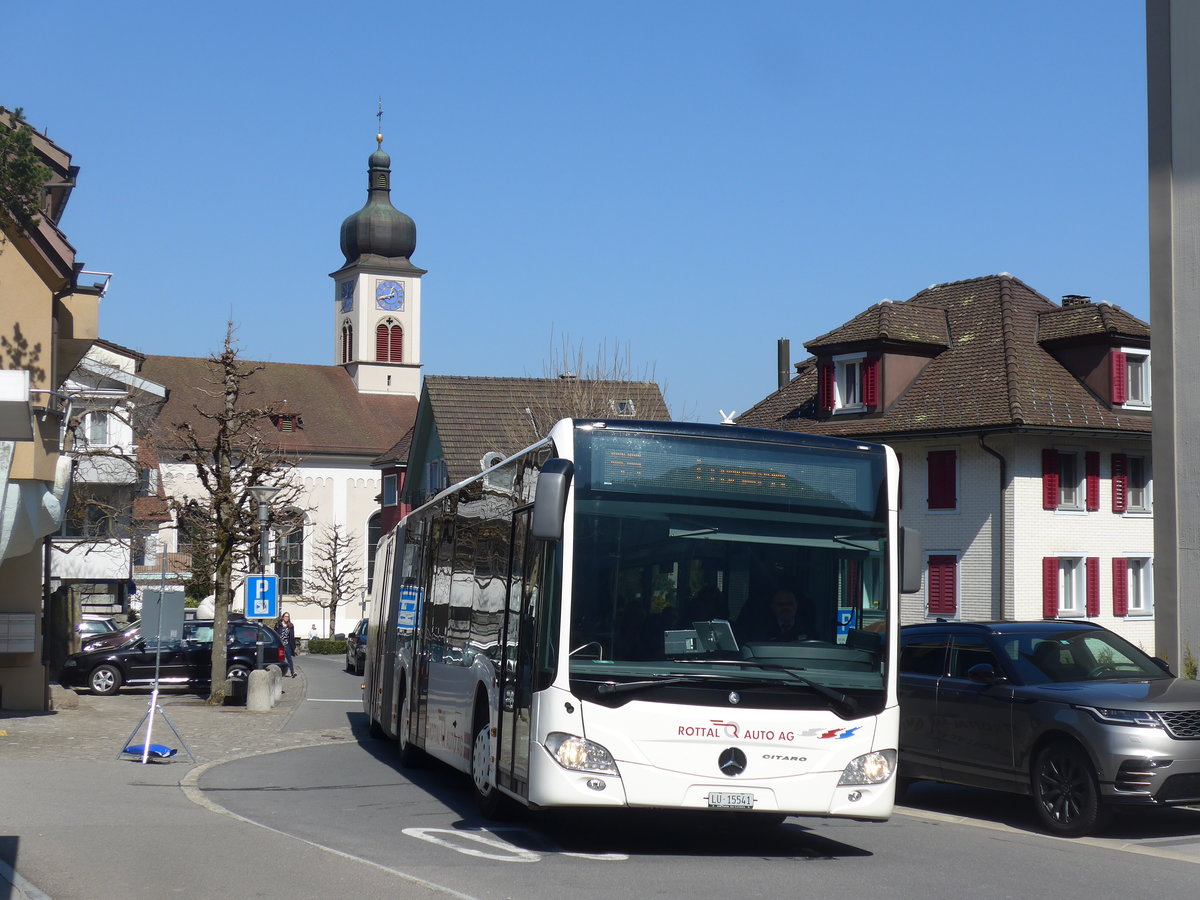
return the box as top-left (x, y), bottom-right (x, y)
top-left (592, 676), bottom-right (704, 696)
top-left (668, 658), bottom-right (860, 717)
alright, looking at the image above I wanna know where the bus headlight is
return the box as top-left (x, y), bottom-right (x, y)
top-left (544, 732), bottom-right (619, 775)
top-left (838, 749), bottom-right (897, 785)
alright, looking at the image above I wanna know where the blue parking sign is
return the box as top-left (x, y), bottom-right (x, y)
top-left (246, 575), bottom-right (278, 619)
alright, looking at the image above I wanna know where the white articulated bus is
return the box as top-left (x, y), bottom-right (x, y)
top-left (363, 418), bottom-right (921, 822)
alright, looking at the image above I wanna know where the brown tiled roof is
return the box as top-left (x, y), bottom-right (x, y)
top-left (139, 355), bottom-right (417, 458)
top-left (1037, 302), bottom-right (1151, 346)
top-left (806, 301), bottom-right (950, 351)
top-left (132, 443), bottom-right (169, 523)
top-left (423, 375), bottom-right (670, 483)
top-left (373, 424), bottom-right (413, 466)
top-left (738, 273), bottom-right (1152, 438)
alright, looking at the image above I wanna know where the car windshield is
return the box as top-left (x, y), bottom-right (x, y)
top-left (998, 629), bottom-right (1170, 684)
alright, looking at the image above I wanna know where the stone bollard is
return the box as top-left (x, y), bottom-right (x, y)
top-left (266, 664), bottom-right (284, 701)
top-left (247, 669), bottom-right (273, 710)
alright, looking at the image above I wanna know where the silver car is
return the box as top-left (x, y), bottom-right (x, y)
top-left (898, 620), bottom-right (1200, 837)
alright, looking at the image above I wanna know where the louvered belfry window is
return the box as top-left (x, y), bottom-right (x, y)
top-left (375, 321), bottom-right (403, 362)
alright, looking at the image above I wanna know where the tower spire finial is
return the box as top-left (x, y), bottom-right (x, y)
top-left (376, 97), bottom-right (384, 149)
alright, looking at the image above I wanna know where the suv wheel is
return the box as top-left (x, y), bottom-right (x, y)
top-left (1032, 741), bottom-right (1107, 837)
top-left (89, 664), bottom-right (122, 696)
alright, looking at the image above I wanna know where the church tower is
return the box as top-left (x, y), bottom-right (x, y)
top-left (329, 128), bottom-right (425, 396)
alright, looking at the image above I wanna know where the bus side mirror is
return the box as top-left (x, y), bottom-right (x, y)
top-left (531, 458), bottom-right (574, 541)
top-left (900, 526), bottom-right (923, 595)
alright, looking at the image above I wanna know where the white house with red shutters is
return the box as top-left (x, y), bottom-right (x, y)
top-left (738, 274), bottom-right (1158, 654)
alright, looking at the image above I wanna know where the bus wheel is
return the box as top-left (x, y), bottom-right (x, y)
top-left (367, 715), bottom-right (385, 739)
top-left (397, 690), bottom-right (424, 768)
top-left (471, 720), bottom-right (508, 819)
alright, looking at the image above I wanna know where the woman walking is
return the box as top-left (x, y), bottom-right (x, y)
top-left (276, 612), bottom-right (297, 677)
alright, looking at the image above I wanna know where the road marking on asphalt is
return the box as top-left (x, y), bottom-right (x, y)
top-left (304, 698), bottom-right (363, 702)
top-left (403, 827), bottom-right (628, 862)
top-left (181, 746), bottom-right (480, 900)
top-left (895, 806), bottom-right (1200, 865)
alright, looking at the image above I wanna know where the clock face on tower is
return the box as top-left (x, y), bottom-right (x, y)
top-left (375, 279), bottom-right (404, 311)
top-left (338, 280), bottom-right (354, 313)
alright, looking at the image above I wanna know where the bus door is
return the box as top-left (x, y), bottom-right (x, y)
top-left (497, 506), bottom-right (541, 797)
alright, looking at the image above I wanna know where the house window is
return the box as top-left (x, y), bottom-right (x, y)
top-left (427, 458), bottom-right (448, 497)
top-left (274, 510), bottom-right (305, 596)
top-left (1113, 556), bottom-right (1153, 617)
top-left (609, 399), bottom-right (636, 417)
top-left (366, 512), bottom-right (382, 592)
top-left (926, 449), bottom-right (957, 511)
top-left (63, 502), bottom-right (113, 539)
top-left (926, 554), bottom-right (958, 617)
top-left (819, 354), bottom-right (878, 414)
top-left (83, 410), bottom-right (112, 447)
top-left (1113, 348), bottom-right (1151, 408)
top-left (382, 473), bottom-right (398, 507)
top-left (137, 468), bottom-right (158, 497)
top-left (1043, 556), bottom-right (1099, 617)
top-left (375, 319), bottom-right (403, 362)
top-left (1043, 449), bottom-right (1098, 512)
top-left (272, 414), bottom-right (303, 433)
top-left (1112, 453), bottom-right (1151, 514)
top-left (341, 320), bottom-right (354, 364)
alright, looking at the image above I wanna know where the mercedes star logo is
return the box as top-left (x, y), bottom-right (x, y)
top-left (718, 747), bottom-right (747, 776)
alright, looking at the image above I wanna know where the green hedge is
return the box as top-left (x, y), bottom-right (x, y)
top-left (308, 638), bottom-right (347, 655)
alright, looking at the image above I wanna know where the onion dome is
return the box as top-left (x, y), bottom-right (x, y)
top-left (338, 144), bottom-right (417, 265)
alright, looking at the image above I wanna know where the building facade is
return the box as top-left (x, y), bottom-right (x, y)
top-left (1, 110), bottom-right (103, 709)
top-left (738, 275), bottom-right (1158, 654)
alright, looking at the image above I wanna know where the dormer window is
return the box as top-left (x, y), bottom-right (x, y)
top-left (1112, 348), bottom-right (1150, 408)
top-left (610, 399), bottom-right (636, 417)
top-left (819, 354), bottom-right (878, 414)
top-left (272, 414), bottom-right (303, 433)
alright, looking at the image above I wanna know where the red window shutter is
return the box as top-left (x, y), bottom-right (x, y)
top-left (1111, 453), bottom-right (1128, 512)
top-left (927, 555), bottom-right (957, 616)
top-left (1086, 557), bottom-right (1100, 616)
top-left (818, 362), bottom-right (835, 413)
top-left (389, 325), bottom-right (403, 362)
top-left (375, 324), bottom-right (389, 361)
top-left (1085, 452), bottom-right (1100, 511)
top-left (1112, 558), bottom-right (1129, 616)
top-left (1111, 350), bottom-right (1128, 405)
top-left (927, 450), bottom-right (957, 510)
top-left (1042, 557), bottom-right (1059, 618)
top-left (862, 357), bottom-right (879, 408)
top-left (1042, 449), bottom-right (1060, 510)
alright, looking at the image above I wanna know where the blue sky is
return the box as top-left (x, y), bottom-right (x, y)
top-left (3, 1), bottom-right (1148, 422)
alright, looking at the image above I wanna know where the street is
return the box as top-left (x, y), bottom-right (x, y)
top-left (193, 655), bottom-right (1200, 900)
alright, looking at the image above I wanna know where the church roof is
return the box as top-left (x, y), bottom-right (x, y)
top-left (139, 355), bottom-right (417, 458)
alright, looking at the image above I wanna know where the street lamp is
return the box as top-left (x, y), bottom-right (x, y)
top-left (247, 484), bottom-right (283, 669)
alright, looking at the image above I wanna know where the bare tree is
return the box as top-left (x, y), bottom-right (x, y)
top-left (163, 324), bottom-right (298, 704)
top-left (499, 336), bottom-right (669, 450)
top-left (295, 523), bottom-right (363, 639)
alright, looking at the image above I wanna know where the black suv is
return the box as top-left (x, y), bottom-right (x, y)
top-left (345, 618), bottom-right (367, 675)
top-left (59, 619), bottom-right (285, 695)
top-left (898, 620), bottom-right (1200, 836)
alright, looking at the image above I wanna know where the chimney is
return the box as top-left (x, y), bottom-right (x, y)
top-left (777, 338), bottom-right (790, 390)
top-left (1061, 294), bottom-right (1091, 308)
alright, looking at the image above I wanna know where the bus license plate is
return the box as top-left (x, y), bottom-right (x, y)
top-left (707, 792), bottom-right (755, 810)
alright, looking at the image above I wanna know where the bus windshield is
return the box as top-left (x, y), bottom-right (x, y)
top-left (568, 427), bottom-right (890, 705)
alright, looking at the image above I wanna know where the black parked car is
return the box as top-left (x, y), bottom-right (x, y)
top-left (345, 618), bottom-right (367, 675)
top-left (59, 619), bottom-right (285, 695)
top-left (898, 620), bottom-right (1200, 837)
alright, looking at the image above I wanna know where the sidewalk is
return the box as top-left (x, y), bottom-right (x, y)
top-left (0, 671), bottom-right (374, 900)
